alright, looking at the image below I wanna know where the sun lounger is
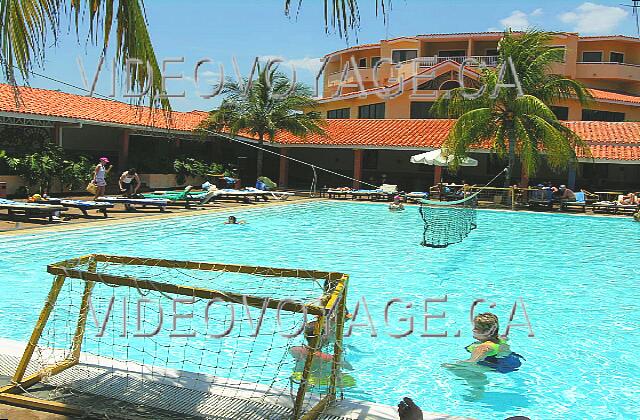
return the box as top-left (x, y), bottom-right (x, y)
top-left (560, 192), bottom-right (587, 213)
top-left (0, 198), bottom-right (68, 222)
top-left (326, 189), bottom-right (352, 199)
top-left (214, 189), bottom-right (269, 203)
top-left (406, 192), bottom-right (429, 203)
top-left (350, 189), bottom-right (382, 200)
top-left (591, 201), bottom-right (618, 214)
top-left (36, 199), bottom-right (114, 218)
top-left (528, 189), bottom-right (554, 209)
top-left (143, 186), bottom-right (218, 208)
top-left (371, 184), bottom-right (398, 201)
top-left (96, 197), bottom-right (168, 212)
top-left (245, 187), bottom-right (294, 200)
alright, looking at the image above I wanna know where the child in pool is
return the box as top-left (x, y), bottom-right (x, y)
top-left (463, 312), bottom-right (523, 373)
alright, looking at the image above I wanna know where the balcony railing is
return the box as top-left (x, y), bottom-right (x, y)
top-left (415, 55), bottom-right (499, 67)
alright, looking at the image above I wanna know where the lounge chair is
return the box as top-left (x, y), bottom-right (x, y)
top-left (591, 201), bottom-right (618, 214)
top-left (36, 198), bottom-right (114, 218)
top-left (326, 188), bottom-right (352, 199)
top-left (406, 192), bottom-right (429, 203)
top-left (0, 198), bottom-right (68, 222)
top-left (350, 189), bottom-right (382, 200)
top-left (615, 195), bottom-right (640, 215)
top-left (528, 189), bottom-right (553, 209)
top-left (96, 197), bottom-right (168, 212)
top-left (214, 189), bottom-right (268, 203)
top-left (143, 186), bottom-right (217, 208)
top-left (371, 184), bottom-right (398, 201)
top-left (560, 192), bottom-right (587, 213)
top-left (245, 187), bottom-right (294, 200)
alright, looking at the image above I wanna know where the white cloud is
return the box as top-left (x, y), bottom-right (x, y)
top-left (531, 8), bottom-right (544, 17)
top-left (559, 2), bottom-right (628, 34)
top-left (496, 8), bottom-right (544, 31)
top-left (500, 10), bottom-right (531, 30)
top-left (259, 55), bottom-right (324, 74)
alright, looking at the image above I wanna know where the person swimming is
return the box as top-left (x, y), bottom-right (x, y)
top-left (463, 312), bottom-right (523, 373)
top-left (289, 320), bottom-right (353, 371)
top-left (389, 195), bottom-right (405, 211)
top-left (224, 215), bottom-right (246, 224)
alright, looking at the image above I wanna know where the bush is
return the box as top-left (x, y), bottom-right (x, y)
top-left (1, 145), bottom-right (95, 195)
top-left (173, 158), bottom-right (227, 185)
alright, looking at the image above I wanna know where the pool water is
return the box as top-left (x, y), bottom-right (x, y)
top-left (0, 201), bottom-right (638, 419)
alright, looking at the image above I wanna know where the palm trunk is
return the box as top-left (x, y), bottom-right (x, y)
top-left (256, 134), bottom-right (264, 178)
top-left (505, 127), bottom-right (516, 187)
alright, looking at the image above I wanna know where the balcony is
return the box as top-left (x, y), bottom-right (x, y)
top-left (576, 62), bottom-right (640, 81)
top-left (415, 55), bottom-right (499, 67)
top-left (326, 68), bottom-right (377, 87)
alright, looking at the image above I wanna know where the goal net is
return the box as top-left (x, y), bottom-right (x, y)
top-left (419, 192), bottom-right (478, 248)
top-left (0, 254), bottom-right (349, 420)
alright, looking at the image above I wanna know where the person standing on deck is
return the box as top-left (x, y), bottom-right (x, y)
top-left (93, 157), bottom-right (112, 199)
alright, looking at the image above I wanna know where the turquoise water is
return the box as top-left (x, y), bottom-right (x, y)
top-left (0, 201), bottom-right (638, 419)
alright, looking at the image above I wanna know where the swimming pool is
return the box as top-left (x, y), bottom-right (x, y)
top-left (0, 201), bottom-right (638, 419)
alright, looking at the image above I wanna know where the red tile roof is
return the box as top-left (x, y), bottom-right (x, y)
top-left (0, 84), bottom-right (639, 161)
top-left (588, 88), bottom-right (640, 105)
top-left (269, 119), bottom-right (640, 161)
top-left (0, 84), bottom-right (209, 132)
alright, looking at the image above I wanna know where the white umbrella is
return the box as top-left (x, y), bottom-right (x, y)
top-left (410, 149), bottom-right (478, 167)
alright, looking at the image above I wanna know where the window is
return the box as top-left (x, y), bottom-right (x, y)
top-left (358, 58), bottom-right (367, 68)
top-left (391, 50), bottom-right (418, 63)
top-left (610, 52), bottom-right (624, 63)
top-left (550, 46), bottom-right (567, 62)
top-left (410, 102), bottom-right (434, 119)
top-left (358, 103), bottom-right (385, 119)
top-left (582, 109), bottom-right (625, 122)
top-left (438, 50), bottom-right (466, 57)
top-left (327, 108), bottom-right (350, 119)
top-left (550, 106), bottom-right (569, 121)
top-left (582, 51), bottom-right (603, 62)
top-left (485, 49), bottom-right (499, 56)
top-left (371, 56), bottom-right (381, 68)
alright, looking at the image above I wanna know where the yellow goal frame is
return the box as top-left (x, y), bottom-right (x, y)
top-left (0, 254), bottom-right (349, 420)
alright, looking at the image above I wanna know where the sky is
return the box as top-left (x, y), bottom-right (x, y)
top-left (17, 0), bottom-right (640, 112)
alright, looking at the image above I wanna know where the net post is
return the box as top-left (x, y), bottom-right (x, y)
top-left (328, 276), bottom-right (348, 400)
top-left (70, 258), bottom-right (97, 360)
top-left (11, 274), bottom-right (67, 384)
top-left (292, 314), bottom-right (326, 419)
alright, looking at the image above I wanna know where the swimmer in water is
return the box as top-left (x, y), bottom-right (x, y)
top-left (224, 215), bottom-right (246, 224)
top-left (389, 195), bottom-right (405, 211)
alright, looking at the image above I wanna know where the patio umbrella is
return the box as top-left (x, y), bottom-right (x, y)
top-left (410, 149), bottom-right (478, 185)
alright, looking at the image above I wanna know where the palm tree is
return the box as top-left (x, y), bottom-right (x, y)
top-left (201, 65), bottom-right (325, 178)
top-left (0, 1), bottom-right (166, 109)
top-left (431, 30), bottom-right (592, 186)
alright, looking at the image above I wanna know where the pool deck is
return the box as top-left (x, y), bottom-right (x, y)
top-left (0, 339), bottom-right (473, 420)
top-left (1, 193), bottom-right (632, 236)
top-left (0, 193), bottom-right (316, 235)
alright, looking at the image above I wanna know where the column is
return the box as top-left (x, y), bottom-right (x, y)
top-left (433, 165), bottom-right (442, 186)
top-left (467, 38), bottom-right (475, 57)
top-left (567, 163), bottom-right (576, 190)
top-left (53, 123), bottom-right (63, 147)
top-left (119, 129), bottom-right (130, 171)
top-left (279, 148), bottom-right (289, 189)
top-left (353, 149), bottom-right (363, 189)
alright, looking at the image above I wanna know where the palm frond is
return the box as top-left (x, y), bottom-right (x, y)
top-left (284, 0), bottom-right (390, 40)
top-left (0, 0), bottom-right (167, 110)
